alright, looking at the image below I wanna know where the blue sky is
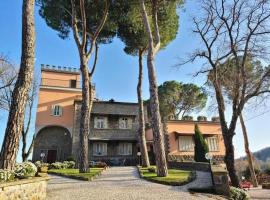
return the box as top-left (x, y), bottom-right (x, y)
top-left (0, 1), bottom-right (269, 161)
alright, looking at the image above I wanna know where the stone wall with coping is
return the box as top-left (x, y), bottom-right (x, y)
top-left (0, 177), bottom-right (50, 200)
top-left (168, 161), bottom-right (211, 172)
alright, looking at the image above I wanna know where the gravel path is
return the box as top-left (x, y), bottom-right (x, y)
top-left (247, 186), bottom-right (270, 200)
top-left (46, 167), bottom-right (225, 200)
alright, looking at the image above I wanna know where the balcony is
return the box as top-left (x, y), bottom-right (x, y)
top-left (89, 129), bottom-right (138, 141)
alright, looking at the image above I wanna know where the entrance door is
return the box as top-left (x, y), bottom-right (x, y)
top-left (47, 150), bottom-right (57, 163)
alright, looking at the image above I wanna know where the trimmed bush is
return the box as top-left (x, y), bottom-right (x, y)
top-left (148, 167), bottom-right (156, 173)
top-left (14, 162), bottom-right (37, 179)
top-left (66, 156), bottom-right (75, 162)
top-left (182, 116), bottom-right (193, 121)
top-left (194, 124), bottom-right (209, 162)
top-left (64, 161), bottom-right (75, 169)
top-left (0, 169), bottom-right (15, 182)
top-left (49, 162), bottom-right (65, 169)
top-left (229, 187), bottom-right (250, 200)
top-left (211, 116), bottom-right (220, 122)
top-left (197, 116), bottom-right (207, 121)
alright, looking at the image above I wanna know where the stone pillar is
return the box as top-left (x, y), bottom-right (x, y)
top-left (211, 164), bottom-right (230, 196)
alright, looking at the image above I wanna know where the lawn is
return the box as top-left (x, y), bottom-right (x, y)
top-left (139, 166), bottom-right (195, 186)
top-left (48, 168), bottom-right (104, 181)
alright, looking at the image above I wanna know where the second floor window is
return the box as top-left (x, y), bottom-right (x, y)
top-left (119, 117), bottom-right (131, 129)
top-left (178, 136), bottom-right (194, 151)
top-left (51, 105), bottom-right (63, 116)
top-left (94, 116), bottom-right (107, 129)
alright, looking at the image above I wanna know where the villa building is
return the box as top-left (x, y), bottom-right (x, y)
top-left (32, 65), bottom-right (225, 165)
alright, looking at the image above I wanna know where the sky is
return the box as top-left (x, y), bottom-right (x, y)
top-left (0, 1), bottom-right (270, 161)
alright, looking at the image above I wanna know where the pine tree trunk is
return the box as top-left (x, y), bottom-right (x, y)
top-left (239, 113), bottom-right (258, 187)
top-left (0, 0), bottom-right (35, 170)
top-left (79, 58), bottom-right (91, 173)
top-left (137, 50), bottom-right (150, 168)
top-left (147, 52), bottom-right (168, 177)
top-left (139, 0), bottom-right (168, 177)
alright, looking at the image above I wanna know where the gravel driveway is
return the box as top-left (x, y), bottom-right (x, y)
top-left (46, 167), bottom-right (225, 200)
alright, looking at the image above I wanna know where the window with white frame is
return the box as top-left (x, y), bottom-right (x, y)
top-left (118, 143), bottom-right (132, 155)
top-left (205, 136), bottom-right (219, 151)
top-left (51, 105), bottom-right (63, 116)
top-left (178, 136), bottom-right (194, 151)
top-left (119, 117), bottom-right (130, 129)
top-left (93, 142), bottom-right (107, 156)
top-left (94, 116), bottom-right (107, 129)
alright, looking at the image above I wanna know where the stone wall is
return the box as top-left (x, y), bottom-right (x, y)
top-left (72, 101), bottom-right (143, 162)
top-left (33, 126), bottom-right (72, 162)
top-left (168, 161), bottom-right (211, 172)
top-left (0, 177), bottom-right (50, 200)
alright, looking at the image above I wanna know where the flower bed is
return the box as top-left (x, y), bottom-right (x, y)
top-left (48, 167), bottom-right (105, 181)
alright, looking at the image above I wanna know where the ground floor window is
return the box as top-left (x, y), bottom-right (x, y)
top-left (205, 136), bottom-right (219, 151)
top-left (178, 136), bottom-right (194, 151)
top-left (93, 142), bottom-right (107, 156)
top-left (118, 142), bottom-right (132, 155)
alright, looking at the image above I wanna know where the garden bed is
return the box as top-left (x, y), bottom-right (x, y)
top-left (138, 166), bottom-right (195, 186)
top-left (48, 167), bottom-right (105, 181)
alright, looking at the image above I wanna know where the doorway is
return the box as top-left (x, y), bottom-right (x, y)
top-left (47, 150), bottom-right (57, 163)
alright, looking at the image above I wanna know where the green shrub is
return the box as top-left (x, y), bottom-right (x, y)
top-left (49, 162), bottom-right (65, 169)
top-left (63, 161), bottom-right (75, 169)
top-left (0, 169), bottom-right (15, 182)
top-left (14, 162), bottom-right (37, 179)
top-left (243, 166), bottom-right (261, 180)
top-left (194, 124), bottom-right (209, 162)
top-left (34, 161), bottom-right (49, 168)
top-left (182, 116), bottom-right (193, 121)
top-left (66, 156), bottom-right (75, 162)
top-left (229, 187), bottom-right (250, 200)
top-left (148, 167), bottom-right (156, 173)
top-left (197, 116), bottom-right (207, 121)
top-left (211, 116), bottom-right (220, 122)
top-left (265, 165), bottom-right (270, 175)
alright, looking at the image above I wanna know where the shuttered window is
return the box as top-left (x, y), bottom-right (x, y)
top-left (51, 105), bottom-right (63, 116)
top-left (206, 136), bottom-right (219, 151)
top-left (118, 143), bottom-right (132, 155)
top-left (178, 136), bottom-right (194, 151)
top-left (94, 116), bottom-right (107, 129)
top-left (93, 142), bottom-right (107, 156)
top-left (119, 117), bottom-right (131, 129)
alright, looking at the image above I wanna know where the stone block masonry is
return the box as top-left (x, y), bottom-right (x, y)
top-left (0, 176), bottom-right (50, 200)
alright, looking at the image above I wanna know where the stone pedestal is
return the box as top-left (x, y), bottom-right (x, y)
top-left (211, 164), bottom-right (230, 196)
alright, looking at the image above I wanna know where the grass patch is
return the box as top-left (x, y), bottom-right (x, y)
top-left (139, 166), bottom-right (195, 186)
top-left (48, 168), bottom-right (104, 181)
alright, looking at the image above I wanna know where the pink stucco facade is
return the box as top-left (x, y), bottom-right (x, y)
top-left (146, 120), bottom-right (225, 157)
top-left (35, 68), bottom-right (82, 135)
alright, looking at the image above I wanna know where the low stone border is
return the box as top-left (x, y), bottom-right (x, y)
top-left (0, 176), bottom-right (50, 200)
top-left (168, 161), bottom-right (211, 172)
top-left (262, 183), bottom-right (270, 189)
top-left (137, 166), bottom-right (196, 186)
top-left (48, 167), bottom-right (107, 181)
